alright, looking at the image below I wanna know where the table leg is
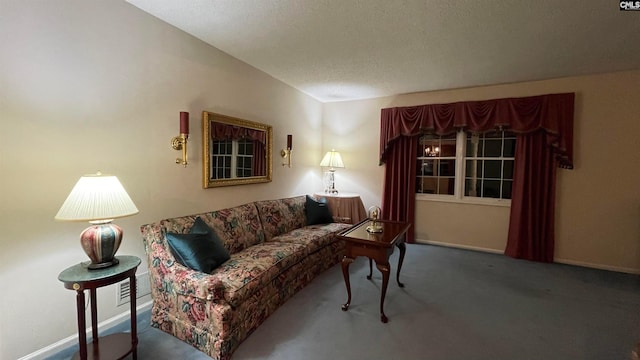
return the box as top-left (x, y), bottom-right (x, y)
top-left (89, 288), bottom-right (98, 343)
top-left (341, 256), bottom-right (354, 311)
top-left (130, 274), bottom-right (138, 359)
top-left (89, 288), bottom-right (100, 358)
top-left (366, 258), bottom-right (373, 280)
top-left (396, 242), bottom-right (406, 288)
top-left (375, 260), bottom-right (391, 323)
top-left (76, 290), bottom-right (87, 360)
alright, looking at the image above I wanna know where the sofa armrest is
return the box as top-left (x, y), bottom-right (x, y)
top-left (168, 263), bottom-right (226, 301)
top-left (146, 240), bottom-right (226, 302)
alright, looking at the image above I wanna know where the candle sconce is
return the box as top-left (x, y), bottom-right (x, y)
top-left (281, 134), bottom-right (292, 167)
top-left (172, 111), bottom-right (189, 167)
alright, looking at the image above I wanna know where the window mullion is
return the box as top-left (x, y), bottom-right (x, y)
top-left (455, 131), bottom-right (465, 199)
top-left (231, 140), bottom-right (238, 178)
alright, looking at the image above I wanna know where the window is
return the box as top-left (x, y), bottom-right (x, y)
top-left (416, 134), bottom-right (456, 195)
top-left (211, 139), bottom-right (254, 179)
top-left (416, 130), bottom-right (516, 204)
top-left (235, 140), bottom-right (254, 178)
top-left (464, 131), bottom-right (515, 200)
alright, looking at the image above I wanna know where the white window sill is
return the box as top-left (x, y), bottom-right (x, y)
top-left (416, 193), bottom-right (511, 207)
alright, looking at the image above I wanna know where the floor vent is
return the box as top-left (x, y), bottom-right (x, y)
top-left (117, 272), bottom-right (151, 306)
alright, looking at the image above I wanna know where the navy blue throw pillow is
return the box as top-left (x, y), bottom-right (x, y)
top-left (305, 195), bottom-right (334, 225)
top-left (165, 217), bottom-right (230, 273)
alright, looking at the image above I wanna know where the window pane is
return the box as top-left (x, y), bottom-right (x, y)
top-left (466, 138), bottom-right (475, 157)
top-left (440, 178), bottom-right (455, 195)
top-left (502, 180), bottom-right (513, 199)
top-left (504, 138), bottom-right (516, 157)
top-left (439, 159), bottom-right (455, 176)
top-left (484, 140), bottom-right (502, 157)
top-left (484, 160), bottom-right (502, 179)
top-left (440, 139), bottom-right (456, 157)
top-left (417, 177), bottom-right (437, 194)
top-left (482, 180), bottom-right (501, 198)
top-left (464, 179), bottom-right (480, 197)
top-left (418, 160), bottom-right (435, 176)
top-left (238, 140), bottom-right (252, 155)
top-left (503, 160), bottom-right (514, 180)
top-left (465, 159), bottom-right (483, 179)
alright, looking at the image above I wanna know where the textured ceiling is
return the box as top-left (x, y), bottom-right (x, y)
top-left (126, 0), bottom-right (640, 102)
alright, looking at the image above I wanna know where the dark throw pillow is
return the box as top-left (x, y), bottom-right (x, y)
top-left (305, 195), bottom-right (334, 225)
top-left (165, 217), bottom-right (230, 273)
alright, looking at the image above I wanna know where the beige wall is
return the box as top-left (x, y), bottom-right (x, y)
top-left (0, 1), bottom-right (325, 359)
top-left (323, 70), bottom-right (640, 274)
top-left (2, 1), bottom-right (638, 359)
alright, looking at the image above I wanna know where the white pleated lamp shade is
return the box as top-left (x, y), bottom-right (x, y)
top-left (319, 149), bottom-right (345, 169)
top-left (55, 172), bottom-right (138, 269)
top-left (55, 173), bottom-right (139, 223)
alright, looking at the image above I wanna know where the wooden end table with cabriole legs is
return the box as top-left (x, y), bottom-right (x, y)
top-left (337, 219), bottom-right (410, 323)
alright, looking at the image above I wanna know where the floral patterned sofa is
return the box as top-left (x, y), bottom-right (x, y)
top-left (140, 195), bottom-right (351, 360)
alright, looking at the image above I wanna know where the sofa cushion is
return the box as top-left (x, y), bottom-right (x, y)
top-left (305, 195), bottom-right (333, 225)
top-left (200, 203), bottom-right (266, 254)
top-left (269, 223), bottom-right (351, 253)
top-left (255, 196), bottom-right (305, 241)
top-left (211, 240), bottom-right (309, 306)
top-left (165, 218), bottom-right (230, 273)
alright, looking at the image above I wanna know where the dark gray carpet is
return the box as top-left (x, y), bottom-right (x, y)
top-left (47, 244), bottom-right (640, 360)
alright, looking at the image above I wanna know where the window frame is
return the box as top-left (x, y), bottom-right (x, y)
top-left (416, 133), bottom-right (457, 196)
top-left (210, 139), bottom-right (254, 180)
top-left (415, 130), bottom-right (513, 207)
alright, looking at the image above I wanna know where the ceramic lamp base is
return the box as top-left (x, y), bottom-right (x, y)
top-left (80, 223), bottom-right (123, 270)
top-left (87, 257), bottom-right (120, 270)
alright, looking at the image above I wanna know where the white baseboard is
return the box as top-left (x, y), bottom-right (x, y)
top-left (554, 258), bottom-right (640, 275)
top-left (19, 300), bottom-right (153, 360)
top-left (416, 239), bottom-right (504, 254)
top-left (416, 239), bottom-right (640, 275)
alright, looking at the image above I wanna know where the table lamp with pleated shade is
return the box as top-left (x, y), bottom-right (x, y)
top-left (320, 149), bottom-right (345, 193)
top-left (55, 172), bottom-right (139, 269)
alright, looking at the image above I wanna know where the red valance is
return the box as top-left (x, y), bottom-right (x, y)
top-left (211, 122), bottom-right (266, 144)
top-left (379, 93), bottom-right (575, 168)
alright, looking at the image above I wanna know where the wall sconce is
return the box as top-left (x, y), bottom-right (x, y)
top-left (281, 134), bottom-right (292, 167)
top-left (171, 111), bottom-right (189, 167)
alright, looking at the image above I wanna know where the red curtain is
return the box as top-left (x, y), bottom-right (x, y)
top-left (505, 130), bottom-right (557, 262)
top-left (211, 122), bottom-right (266, 144)
top-left (252, 140), bottom-right (266, 176)
top-left (381, 136), bottom-right (418, 243)
top-left (379, 93), bottom-right (574, 261)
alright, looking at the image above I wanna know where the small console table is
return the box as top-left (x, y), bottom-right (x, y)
top-left (313, 192), bottom-right (367, 224)
top-left (337, 219), bottom-right (410, 323)
top-left (58, 255), bottom-right (141, 360)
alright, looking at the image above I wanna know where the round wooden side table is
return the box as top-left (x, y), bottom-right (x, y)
top-left (58, 255), bottom-right (141, 360)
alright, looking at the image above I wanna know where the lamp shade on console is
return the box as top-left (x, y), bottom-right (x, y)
top-left (55, 172), bottom-right (139, 269)
top-left (320, 149), bottom-right (345, 193)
